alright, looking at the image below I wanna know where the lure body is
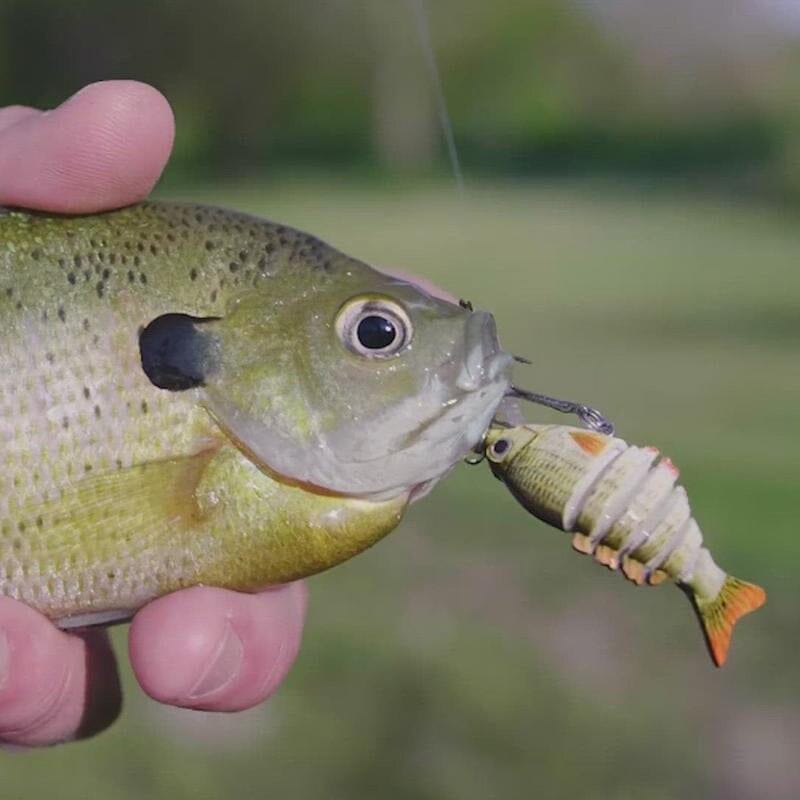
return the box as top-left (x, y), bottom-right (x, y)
top-left (484, 424), bottom-right (765, 666)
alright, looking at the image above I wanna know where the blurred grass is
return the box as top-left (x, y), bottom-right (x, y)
top-left (3, 179), bottom-right (797, 799)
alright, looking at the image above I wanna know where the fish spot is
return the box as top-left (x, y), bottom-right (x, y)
top-left (58, 306), bottom-right (66, 323)
top-left (190, 268), bottom-right (198, 281)
top-left (94, 405), bottom-right (101, 418)
top-left (139, 273), bottom-right (147, 285)
top-left (139, 312), bottom-right (219, 391)
top-left (141, 400), bottom-right (148, 414)
top-left (83, 386), bottom-right (91, 399)
top-left (128, 270), bottom-right (136, 283)
top-left (102, 268), bottom-right (110, 280)
top-left (68, 272), bottom-right (76, 285)
top-left (31, 248), bottom-right (41, 261)
top-left (96, 281), bottom-right (104, 298)
top-left (229, 262), bottom-right (240, 273)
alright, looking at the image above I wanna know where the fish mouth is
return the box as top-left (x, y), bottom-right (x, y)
top-left (381, 310), bottom-right (512, 482)
top-left (456, 312), bottom-right (510, 392)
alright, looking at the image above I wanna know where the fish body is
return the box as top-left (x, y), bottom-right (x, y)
top-left (0, 201), bottom-right (512, 626)
top-left (484, 424), bottom-right (766, 666)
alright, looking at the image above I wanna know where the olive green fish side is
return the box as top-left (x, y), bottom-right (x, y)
top-left (0, 440), bottom-right (407, 626)
top-left (0, 202), bottom-right (343, 512)
top-left (484, 424), bottom-right (766, 666)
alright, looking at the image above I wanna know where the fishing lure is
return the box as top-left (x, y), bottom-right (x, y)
top-left (483, 423), bottom-right (766, 666)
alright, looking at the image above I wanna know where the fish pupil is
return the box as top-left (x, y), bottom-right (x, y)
top-left (357, 315), bottom-right (397, 350)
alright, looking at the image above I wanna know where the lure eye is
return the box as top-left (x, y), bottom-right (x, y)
top-left (336, 297), bottom-right (412, 358)
top-left (488, 438), bottom-right (511, 461)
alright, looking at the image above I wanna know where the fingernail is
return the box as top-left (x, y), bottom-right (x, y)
top-left (0, 631), bottom-right (10, 691)
top-left (188, 622), bottom-right (244, 700)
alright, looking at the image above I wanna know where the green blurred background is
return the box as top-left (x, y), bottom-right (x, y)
top-left (1, 1), bottom-right (798, 798)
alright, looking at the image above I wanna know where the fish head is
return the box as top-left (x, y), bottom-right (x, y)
top-left (200, 257), bottom-right (512, 499)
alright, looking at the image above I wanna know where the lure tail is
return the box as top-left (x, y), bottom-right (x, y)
top-left (690, 576), bottom-right (766, 667)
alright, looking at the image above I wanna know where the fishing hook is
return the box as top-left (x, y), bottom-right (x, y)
top-left (508, 385), bottom-right (615, 436)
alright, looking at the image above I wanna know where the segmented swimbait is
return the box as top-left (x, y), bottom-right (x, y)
top-left (483, 424), bottom-right (766, 666)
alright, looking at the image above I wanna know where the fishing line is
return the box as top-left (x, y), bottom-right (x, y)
top-left (406, 0), bottom-right (465, 195)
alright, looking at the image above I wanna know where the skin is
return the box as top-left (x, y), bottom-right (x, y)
top-left (0, 81), bottom-right (307, 746)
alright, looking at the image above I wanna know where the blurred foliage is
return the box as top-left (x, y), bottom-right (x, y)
top-left (1, 0), bottom-right (800, 194)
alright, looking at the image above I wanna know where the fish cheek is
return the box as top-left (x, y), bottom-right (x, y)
top-left (139, 313), bottom-right (220, 391)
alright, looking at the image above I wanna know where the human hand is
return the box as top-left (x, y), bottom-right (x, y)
top-left (0, 81), bottom-right (307, 746)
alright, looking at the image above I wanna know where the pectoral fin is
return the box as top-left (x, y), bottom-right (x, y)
top-left (14, 447), bottom-right (218, 563)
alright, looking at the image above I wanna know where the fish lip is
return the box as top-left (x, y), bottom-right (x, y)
top-left (456, 311), bottom-right (510, 391)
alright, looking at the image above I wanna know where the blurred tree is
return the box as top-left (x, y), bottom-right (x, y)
top-left (0, 0), bottom-right (798, 191)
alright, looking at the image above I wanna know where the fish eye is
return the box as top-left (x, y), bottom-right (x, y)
top-left (336, 297), bottom-right (412, 358)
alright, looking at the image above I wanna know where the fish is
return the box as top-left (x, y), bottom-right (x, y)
top-left (0, 200), bottom-right (512, 628)
top-left (482, 423), bottom-right (766, 666)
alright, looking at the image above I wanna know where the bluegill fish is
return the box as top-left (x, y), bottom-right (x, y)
top-left (483, 424), bottom-right (766, 666)
top-left (0, 201), bottom-right (512, 627)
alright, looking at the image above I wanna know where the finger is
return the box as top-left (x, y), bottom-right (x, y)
top-left (0, 80), bottom-right (175, 213)
top-left (0, 106), bottom-right (40, 134)
top-left (0, 598), bottom-right (121, 747)
top-left (129, 582), bottom-right (307, 712)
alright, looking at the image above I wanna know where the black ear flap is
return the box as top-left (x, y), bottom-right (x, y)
top-left (139, 313), bottom-right (219, 391)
